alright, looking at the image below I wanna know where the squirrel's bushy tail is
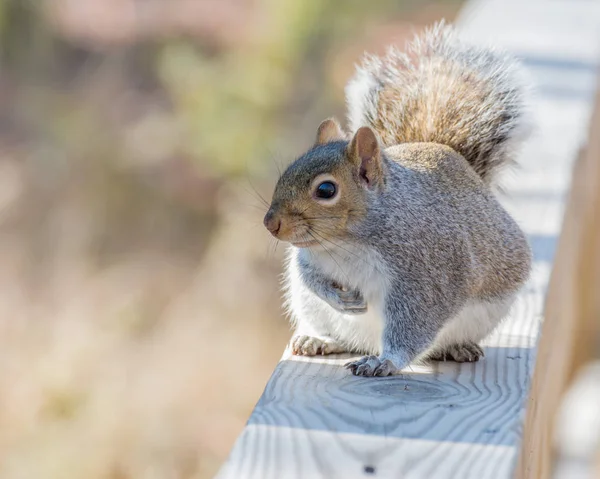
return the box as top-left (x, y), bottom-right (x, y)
top-left (345, 21), bottom-right (528, 184)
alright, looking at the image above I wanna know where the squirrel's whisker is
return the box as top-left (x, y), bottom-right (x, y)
top-left (308, 227), bottom-right (382, 273)
top-left (306, 231), bottom-right (351, 284)
top-left (245, 179), bottom-right (270, 208)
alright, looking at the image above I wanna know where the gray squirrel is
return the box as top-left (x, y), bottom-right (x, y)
top-left (263, 22), bottom-right (532, 377)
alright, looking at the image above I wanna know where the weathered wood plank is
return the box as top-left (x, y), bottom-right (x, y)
top-left (517, 64), bottom-right (600, 479)
top-left (553, 362), bottom-right (600, 479)
top-left (218, 1), bottom-right (600, 478)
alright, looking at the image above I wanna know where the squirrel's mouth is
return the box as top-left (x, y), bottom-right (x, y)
top-left (290, 239), bottom-right (320, 248)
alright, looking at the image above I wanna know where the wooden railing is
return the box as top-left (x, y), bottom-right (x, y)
top-left (518, 64), bottom-right (600, 479)
top-left (217, 1), bottom-right (600, 477)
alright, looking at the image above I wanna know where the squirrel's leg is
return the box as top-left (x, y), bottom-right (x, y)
top-left (346, 290), bottom-right (447, 377)
top-left (297, 255), bottom-right (367, 314)
top-left (425, 294), bottom-right (515, 363)
top-left (288, 255), bottom-right (353, 356)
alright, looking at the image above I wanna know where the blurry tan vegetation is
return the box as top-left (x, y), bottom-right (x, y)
top-left (0, 0), bottom-right (462, 477)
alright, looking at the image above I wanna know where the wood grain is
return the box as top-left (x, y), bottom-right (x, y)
top-left (218, 1), bottom-right (600, 478)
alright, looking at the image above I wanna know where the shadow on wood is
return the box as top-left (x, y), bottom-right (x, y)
top-left (250, 347), bottom-right (534, 446)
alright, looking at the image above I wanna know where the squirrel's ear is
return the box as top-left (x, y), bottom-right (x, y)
top-left (347, 127), bottom-right (383, 189)
top-left (315, 118), bottom-right (346, 145)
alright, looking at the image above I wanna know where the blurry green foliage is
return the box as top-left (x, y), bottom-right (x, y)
top-left (157, 0), bottom-right (352, 175)
top-left (0, 0), bottom-right (463, 264)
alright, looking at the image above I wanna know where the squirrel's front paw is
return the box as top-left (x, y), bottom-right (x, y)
top-left (344, 355), bottom-right (399, 377)
top-left (330, 287), bottom-right (367, 314)
top-left (291, 335), bottom-right (346, 356)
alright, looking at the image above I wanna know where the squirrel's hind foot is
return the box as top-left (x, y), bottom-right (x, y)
top-left (428, 341), bottom-right (484, 363)
top-left (291, 335), bottom-right (346, 356)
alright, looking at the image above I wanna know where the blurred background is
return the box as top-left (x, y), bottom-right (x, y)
top-left (0, 1), bottom-right (463, 477)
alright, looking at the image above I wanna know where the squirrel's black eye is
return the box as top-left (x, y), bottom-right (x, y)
top-left (315, 181), bottom-right (337, 199)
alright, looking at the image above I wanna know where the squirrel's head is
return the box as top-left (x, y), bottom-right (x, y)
top-left (263, 118), bottom-right (385, 247)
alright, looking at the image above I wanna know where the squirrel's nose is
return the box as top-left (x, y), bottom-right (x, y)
top-left (263, 210), bottom-right (281, 236)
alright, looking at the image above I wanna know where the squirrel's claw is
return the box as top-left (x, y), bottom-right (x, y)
top-left (344, 355), bottom-right (370, 371)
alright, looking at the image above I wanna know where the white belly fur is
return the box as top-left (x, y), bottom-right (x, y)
top-left (285, 246), bottom-right (515, 356)
top-left (285, 245), bottom-right (386, 354)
